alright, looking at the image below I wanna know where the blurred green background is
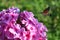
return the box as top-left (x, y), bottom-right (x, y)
top-left (0, 0), bottom-right (60, 40)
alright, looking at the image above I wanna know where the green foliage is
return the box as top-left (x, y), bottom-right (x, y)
top-left (0, 0), bottom-right (60, 40)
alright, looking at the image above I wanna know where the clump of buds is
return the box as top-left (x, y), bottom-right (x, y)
top-left (0, 7), bottom-right (48, 40)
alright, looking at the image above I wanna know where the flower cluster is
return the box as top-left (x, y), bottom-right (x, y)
top-left (0, 7), bottom-right (48, 40)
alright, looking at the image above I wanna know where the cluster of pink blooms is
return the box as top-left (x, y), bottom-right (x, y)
top-left (0, 7), bottom-right (48, 40)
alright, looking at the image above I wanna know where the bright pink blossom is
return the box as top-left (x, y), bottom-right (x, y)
top-left (0, 7), bottom-right (48, 40)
